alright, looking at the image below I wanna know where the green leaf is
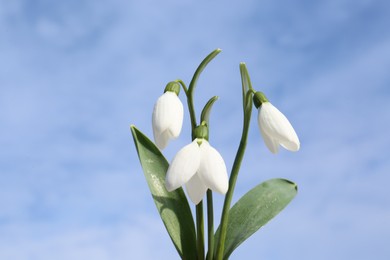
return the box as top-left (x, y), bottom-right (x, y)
top-left (130, 125), bottom-right (197, 260)
top-left (215, 178), bottom-right (297, 259)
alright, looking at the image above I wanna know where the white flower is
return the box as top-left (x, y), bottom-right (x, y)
top-left (165, 139), bottom-right (229, 204)
top-left (258, 102), bottom-right (300, 154)
top-left (152, 91), bottom-right (184, 150)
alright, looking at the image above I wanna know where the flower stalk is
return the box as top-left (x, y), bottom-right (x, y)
top-left (215, 63), bottom-right (254, 259)
top-left (206, 190), bottom-right (214, 260)
top-left (196, 202), bottom-right (205, 260)
top-left (187, 48), bottom-right (221, 131)
top-left (180, 49), bottom-right (222, 259)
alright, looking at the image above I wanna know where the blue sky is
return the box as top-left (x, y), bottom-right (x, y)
top-left (1, 0), bottom-right (390, 259)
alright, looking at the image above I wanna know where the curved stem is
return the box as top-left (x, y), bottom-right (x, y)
top-left (215, 63), bottom-right (254, 259)
top-left (188, 49), bottom-right (222, 96)
top-left (176, 79), bottom-right (188, 93)
top-left (184, 49), bottom-right (222, 259)
top-left (187, 48), bottom-right (222, 131)
top-left (186, 92), bottom-right (198, 136)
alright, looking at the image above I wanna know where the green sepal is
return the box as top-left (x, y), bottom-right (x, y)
top-left (164, 81), bottom-right (181, 95)
top-left (215, 178), bottom-right (297, 259)
top-left (131, 126), bottom-right (197, 260)
top-left (253, 91), bottom-right (269, 108)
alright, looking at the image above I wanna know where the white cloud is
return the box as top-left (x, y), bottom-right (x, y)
top-left (0, 216), bottom-right (178, 260)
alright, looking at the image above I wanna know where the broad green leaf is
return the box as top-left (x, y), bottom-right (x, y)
top-left (215, 178), bottom-right (297, 259)
top-left (131, 126), bottom-right (197, 260)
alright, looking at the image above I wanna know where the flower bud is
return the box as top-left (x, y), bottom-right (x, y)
top-left (152, 86), bottom-right (184, 150)
top-left (255, 92), bottom-right (300, 154)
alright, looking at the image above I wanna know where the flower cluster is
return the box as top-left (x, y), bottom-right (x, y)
top-left (132, 51), bottom-right (302, 259)
top-left (152, 86), bottom-right (299, 205)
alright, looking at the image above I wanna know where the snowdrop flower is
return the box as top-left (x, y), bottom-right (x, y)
top-left (253, 91), bottom-right (300, 154)
top-left (152, 82), bottom-right (184, 150)
top-left (165, 138), bottom-right (229, 204)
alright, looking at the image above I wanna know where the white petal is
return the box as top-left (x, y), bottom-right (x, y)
top-left (152, 92), bottom-right (172, 132)
top-left (280, 138), bottom-right (300, 151)
top-left (197, 141), bottom-right (229, 195)
top-left (185, 174), bottom-right (208, 205)
top-left (258, 115), bottom-right (279, 154)
top-left (154, 130), bottom-right (171, 150)
top-left (165, 140), bottom-right (200, 192)
top-left (259, 102), bottom-right (300, 152)
top-left (167, 95), bottom-right (184, 138)
top-left (152, 92), bottom-right (184, 149)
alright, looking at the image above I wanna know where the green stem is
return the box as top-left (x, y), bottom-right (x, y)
top-left (187, 48), bottom-right (222, 131)
top-left (188, 48), bottom-right (221, 95)
top-left (215, 64), bottom-right (254, 260)
top-left (196, 202), bottom-right (205, 260)
top-left (176, 79), bottom-right (188, 93)
top-left (184, 49), bottom-right (222, 259)
top-left (206, 190), bottom-right (214, 260)
top-left (186, 91), bottom-right (198, 135)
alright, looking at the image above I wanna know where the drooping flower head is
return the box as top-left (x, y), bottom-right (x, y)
top-left (165, 124), bottom-right (229, 204)
top-left (152, 81), bottom-right (184, 150)
top-left (253, 91), bottom-right (300, 154)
